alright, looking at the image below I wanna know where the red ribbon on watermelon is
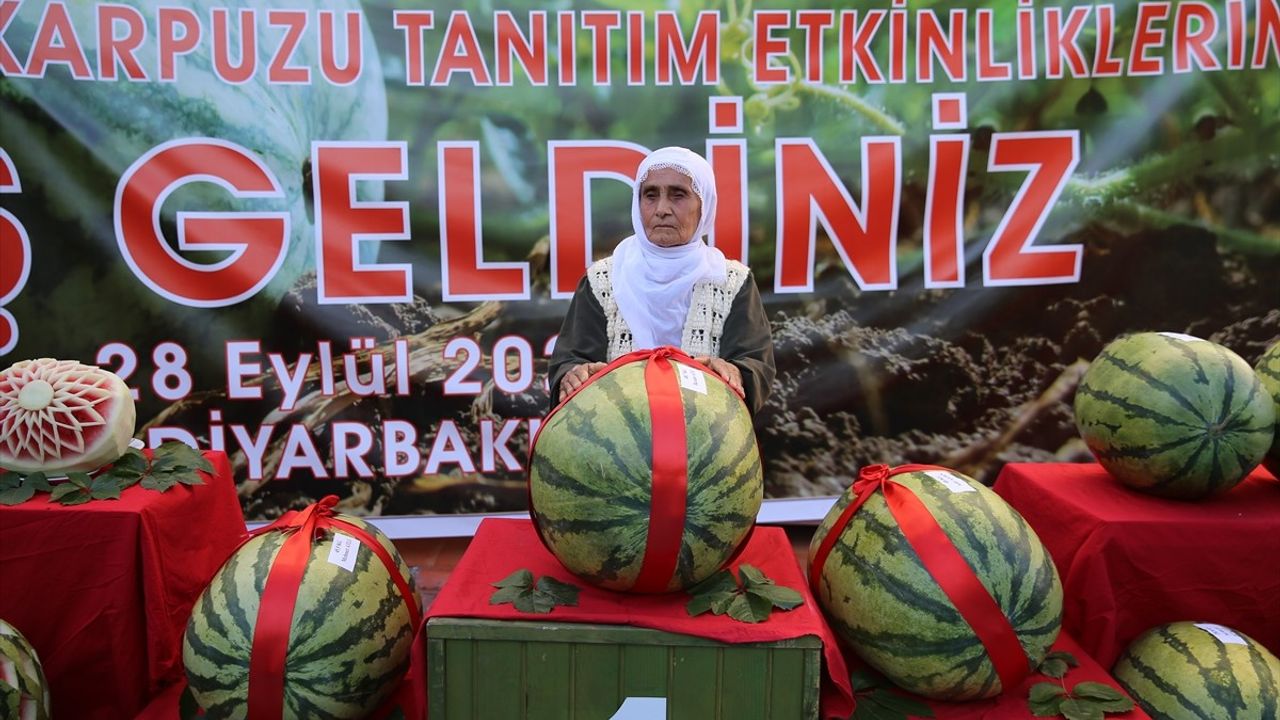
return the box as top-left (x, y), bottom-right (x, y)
top-left (531, 346), bottom-right (739, 592)
top-left (808, 464), bottom-right (1031, 695)
top-left (245, 495), bottom-right (424, 720)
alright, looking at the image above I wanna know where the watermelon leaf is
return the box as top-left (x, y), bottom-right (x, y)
top-left (1059, 698), bottom-right (1104, 720)
top-left (1038, 650), bottom-right (1080, 679)
top-left (535, 576), bottom-right (580, 607)
top-left (489, 585), bottom-right (528, 606)
top-left (746, 583), bottom-right (804, 610)
top-left (66, 472), bottom-right (93, 489)
top-left (490, 570), bottom-right (580, 614)
top-left (141, 472), bottom-right (180, 493)
top-left (51, 482), bottom-right (91, 505)
top-left (1045, 651), bottom-right (1080, 668)
top-left (26, 472), bottom-right (51, 492)
top-left (90, 475), bottom-right (122, 501)
top-left (685, 592), bottom-right (721, 617)
top-left (492, 569), bottom-right (534, 589)
top-left (0, 481), bottom-right (35, 506)
top-left (689, 570), bottom-right (737, 596)
top-left (738, 564), bottom-right (770, 587)
top-left (727, 592), bottom-right (774, 623)
top-left (1071, 683), bottom-right (1126, 702)
top-left (1028, 682), bottom-right (1068, 716)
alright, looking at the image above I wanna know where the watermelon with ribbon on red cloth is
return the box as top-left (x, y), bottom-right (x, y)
top-left (529, 347), bottom-right (763, 593)
top-left (809, 464), bottom-right (1063, 701)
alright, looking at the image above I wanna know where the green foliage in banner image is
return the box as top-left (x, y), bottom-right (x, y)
top-left (0, 0), bottom-right (387, 380)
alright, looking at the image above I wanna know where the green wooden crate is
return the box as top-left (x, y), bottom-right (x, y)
top-left (426, 618), bottom-right (822, 720)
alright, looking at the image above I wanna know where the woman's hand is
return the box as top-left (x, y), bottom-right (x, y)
top-left (693, 356), bottom-right (744, 398)
top-left (559, 362), bottom-right (607, 402)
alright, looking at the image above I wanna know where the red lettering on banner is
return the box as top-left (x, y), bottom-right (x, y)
top-left (0, 0), bottom-right (22, 76)
top-left (158, 7), bottom-right (200, 82)
top-left (775, 138), bottom-right (901, 293)
top-left (627, 11), bottom-right (644, 84)
top-left (754, 10), bottom-right (790, 84)
top-left (708, 140), bottom-right (747, 264)
top-left (392, 10), bottom-right (433, 86)
top-left (797, 10), bottom-right (833, 83)
top-left (212, 8), bottom-right (256, 84)
top-left (26, 2), bottom-right (92, 79)
top-left (1173, 3), bottom-right (1221, 72)
top-left (917, 10), bottom-right (966, 82)
top-left (1092, 5), bottom-right (1125, 76)
top-left (1045, 6), bottom-right (1091, 78)
top-left (434, 10), bottom-right (491, 85)
top-left (97, 4), bottom-right (147, 81)
top-left (1227, 0), bottom-right (1246, 69)
top-left (0, 149), bottom-right (29, 356)
top-left (1017, 5), bottom-right (1037, 79)
top-left (313, 142), bottom-right (412, 304)
top-left (267, 10), bottom-right (309, 84)
top-left (580, 12), bottom-right (618, 85)
top-left (438, 142), bottom-right (530, 301)
top-left (495, 11), bottom-right (547, 85)
top-left (557, 11), bottom-right (575, 85)
top-left (319, 11), bottom-right (362, 86)
top-left (889, 5), bottom-right (907, 83)
top-left (983, 132), bottom-right (1081, 286)
top-left (1129, 3), bottom-right (1170, 75)
top-left (655, 11), bottom-right (718, 85)
top-left (924, 136), bottom-right (969, 288)
top-left (839, 10), bottom-right (885, 84)
top-left (115, 140), bottom-right (289, 307)
top-left (976, 10), bottom-right (1012, 81)
top-left (548, 141), bottom-right (648, 298)
top-left (1254, 0), bottom-right (1280, 68)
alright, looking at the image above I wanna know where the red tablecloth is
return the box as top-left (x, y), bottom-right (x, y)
top-left (0, 451), bottom-right (246, 720)
top-left (993, 462), bottom-right (1280, 668)
top-left (428, 518), bottom-right (855, 719)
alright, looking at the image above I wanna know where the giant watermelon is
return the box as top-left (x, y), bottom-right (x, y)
top-left (0, 619), bottom-right (50, 720)
top-left (1075, 332), bottom-right (1275, 499)
top-left (1256, 341), bottom-right (1280, 475)
top-left (183, 512), bottom-right (419, 719)
top-left (1113, 622), bottom-right (1280, 720)
top-left (809, 466), bottom-right (1062, 700)
top-left (529, 352), bottom-right (762, 593)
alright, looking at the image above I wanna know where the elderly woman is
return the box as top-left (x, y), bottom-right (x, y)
top-left (548, 146), bottom-right (776, 414)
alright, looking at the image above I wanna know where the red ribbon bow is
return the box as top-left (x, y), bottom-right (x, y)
top-left (246, 495), bottom-right (423, 719)
top-left (809, 464), bottom-right (1031, 695)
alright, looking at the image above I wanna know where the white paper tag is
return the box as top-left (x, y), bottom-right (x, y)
top-left (677, 364), bottom-right (708, 394)
top-left (925, 470), bottom-right (976, 494)
top-left (327, 533), bottom-right (359, 573)
top-left (1158, 332), bottom-right (1205, 343)
top-left (1195, 623), bottom-right (1248, 646)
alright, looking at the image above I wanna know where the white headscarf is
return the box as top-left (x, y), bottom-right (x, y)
top-left (612, 147), bottom-right (727, 350)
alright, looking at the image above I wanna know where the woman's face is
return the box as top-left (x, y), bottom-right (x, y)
top-left (639, 168), bottom-right (702, 247)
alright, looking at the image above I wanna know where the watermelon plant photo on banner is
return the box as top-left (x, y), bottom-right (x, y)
top-left (0, 0), bottom-right (1277, 529)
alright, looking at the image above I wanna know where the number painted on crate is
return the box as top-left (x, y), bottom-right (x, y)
top-left (608, 697), bottom-right (667, 719)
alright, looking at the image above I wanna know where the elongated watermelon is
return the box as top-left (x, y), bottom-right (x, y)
top-left (183, 514), bottom-right (419, 719)
top-left (1256, 341), bottom-right (1280, 474)
top-left (1113, 622), bottom-right (1280, 720)
top-left (809, 467), bottom-right (1062, 700)
top-left (1075, 332), bottom-right (1275, 499)
top-left (0, 619), bottom-right (50, 720)
top-left (529, 354), bottom-right (762, 593)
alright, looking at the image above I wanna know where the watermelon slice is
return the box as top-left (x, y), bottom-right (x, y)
top-left (0, 358), bottom-right (136, 474)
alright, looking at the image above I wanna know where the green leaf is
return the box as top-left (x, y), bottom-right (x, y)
top-left (0, 483), bottom-right (35, 506)
top-left (512, 589), bottom-right (541, 613)
top-left (746, 583), bottom-right (804, 610)
top-left (1039, 658), bottom-right (1069, 679)
top-left (490, 585), bottom-right (528, 606)
top-left (90, 475), bottom-right (121, 500)
top-left (1060, 698), bottom-right (1105, 720)
top-left (176, 470), bottom-right (205, 486)
top-left (140, 472), bottom-right (179, 492)
top-left (851, 669), bottom-right (884, 693)
top-left (1030, 683), bottom-right (1068, 704)
top-left (66, 471), bottom-right (92, 489)
top-left (50, 483), bottom-right (86, 502)
top-left (686, 591), bottom-right (720, 617)
top-left (738, 564), bottom-right (770, 587)
top-left (112, 449), bottom-right (148, 473)
top-left (1044, 651), bottom-right (1080, 668)
top-left (55, 488), bottom-right (92, 506)
top-left (26, 471), bottom-right (51, 492)
top-left (528, 591), bottom-right (558, 614)
top-left (710, 591), bottom-right (738, 615)
top-left (727, 591), bottom-right (773, 623)
top-left (534, 576), bottom-right (580, 607)
top-left (689, 570), bottom-right (737, 596)
top-left (1071, 683), bottom-right (1127, 703)
top-left (492, 569), bottom-right (534, 589)
top-left (1089, 698), bottom-right (1137, 713)
top-left (0, 472), bottom-right (21, 489)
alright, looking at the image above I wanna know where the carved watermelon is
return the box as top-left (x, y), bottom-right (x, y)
top-left (0, 358), bottom-right (136, 474)
top-left (0, 619), bottom-right (51, 720)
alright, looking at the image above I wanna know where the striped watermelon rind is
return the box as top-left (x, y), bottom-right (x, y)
top-left (1113, 622), bottom-right (1280, 720)
top-left (1255, 341), bottom-right (1280, 472)
top-left (809, 469), bottom-right (1063, 700)
top-left (183, 515), bottom-right (419, 720)
top-left (530, 359), bottom-right (763, 592)
top-left (0, 619), bottom-right (51, 720)
top-left (1075, 332), bottom-right (1275, 499)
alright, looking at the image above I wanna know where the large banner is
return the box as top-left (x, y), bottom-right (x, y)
top-left (1, 0), bottom-right (1277, 529)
